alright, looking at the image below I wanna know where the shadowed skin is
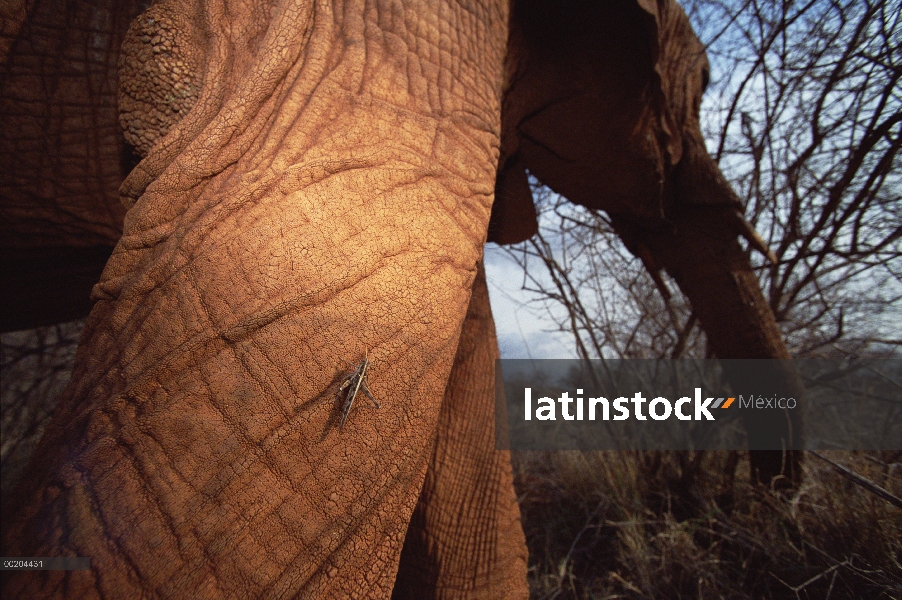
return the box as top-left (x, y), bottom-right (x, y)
top-left (0, 0), bottom-right (142, 331)
top-left (2, 0), bottom-right (798, 597)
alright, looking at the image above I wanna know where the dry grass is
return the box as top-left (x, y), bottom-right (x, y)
top-left (513, 451), bottom-right (902, 599)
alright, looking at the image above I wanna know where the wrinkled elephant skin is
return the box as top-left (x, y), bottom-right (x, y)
top-left (1, 0), bottom-right (801, 597)
top-left (3, 0), bottom-right (528, 597)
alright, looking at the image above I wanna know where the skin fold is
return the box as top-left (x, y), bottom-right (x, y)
top-left (2, 0), bottom-right (799, 597)
top-left (392, 264), bottom-right (528, 600)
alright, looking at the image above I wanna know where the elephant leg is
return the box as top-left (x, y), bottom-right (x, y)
top-left (614, 205), bottom-right (803, 487)
top-left (2, 0), bottom-right (513, 596)
top-left (392, 262), bottom-right (529, 599)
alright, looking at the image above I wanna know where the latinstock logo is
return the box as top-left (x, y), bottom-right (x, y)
top-left (523, 388), bottom-right (742, 422)
top-left (498, 359), bottom-right (896, 452)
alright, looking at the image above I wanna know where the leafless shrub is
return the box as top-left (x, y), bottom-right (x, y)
top-left (696, 0), bottom-right (902, 357)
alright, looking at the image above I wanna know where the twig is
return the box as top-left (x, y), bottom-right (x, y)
top-left (772, 560), bottom-right (850, 597)
top-left (810, 451), bottom-right (902, 508)
top-left (560, 502), bottom-right (605, 574)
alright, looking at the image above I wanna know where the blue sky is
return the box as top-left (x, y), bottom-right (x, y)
top-left (484, 242), bottom-right (576, 359)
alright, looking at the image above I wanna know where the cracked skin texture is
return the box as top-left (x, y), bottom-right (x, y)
top-left (119, 3), bottom-right (203, 157)
top-left (3, 0), bottom-right (528, 597)
top-left (393, 264), bottom-right (528, 599)
top-left (1, 0), bottom-right (804, 595)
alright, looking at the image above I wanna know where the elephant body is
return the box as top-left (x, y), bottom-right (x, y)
top-left (2, 0), bottom-right (799, 597)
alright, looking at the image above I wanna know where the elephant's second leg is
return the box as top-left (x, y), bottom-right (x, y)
top-left (617, 206), bottom-right (804, 487)
top-left (392, 263), bottom-right (529, 600)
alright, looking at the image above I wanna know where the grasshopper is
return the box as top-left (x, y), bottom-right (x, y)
top-left (337, 350), bottom-right (380, 429)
